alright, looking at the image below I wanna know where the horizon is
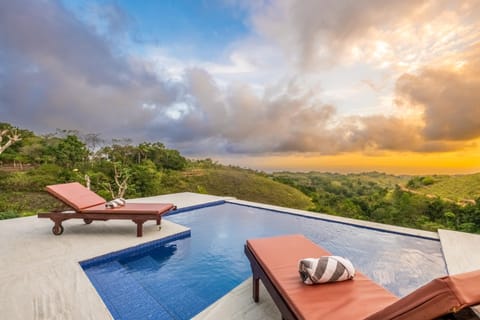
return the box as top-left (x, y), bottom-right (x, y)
top-left (1, 1), bottom-right (479, 174)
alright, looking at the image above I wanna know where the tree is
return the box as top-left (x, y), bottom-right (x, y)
top-left (53, 135), bottom-right (89, 168)
top-left (0, 128), bottom-right (21, 155)
top-left (137, 142), bottom-right (187, 170)
top-left (82, 133), bottom-right (104, 159)
top-left (128, 160), bottom-right (164, 197)
top-left (104, 162), bottom-right (130, 199)
top-left (99, 140), bottom-right (135, 165)
top-left (159, 149), bottom-right (187, 170)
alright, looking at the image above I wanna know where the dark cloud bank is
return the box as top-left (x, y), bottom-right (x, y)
top-left (1, 0), bottom-right (479, 157)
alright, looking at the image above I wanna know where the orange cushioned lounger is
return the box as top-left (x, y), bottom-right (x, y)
top-left (244, 234), bottom-right (480, 320)
top-left (38, 182), bottom-right (176, 237)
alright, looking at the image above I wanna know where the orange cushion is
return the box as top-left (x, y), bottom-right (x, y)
top-left (46, 182), bottom-right (106, 211)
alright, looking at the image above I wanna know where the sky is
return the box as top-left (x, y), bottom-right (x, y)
top-left (1, 0), bottom-right (480, 174)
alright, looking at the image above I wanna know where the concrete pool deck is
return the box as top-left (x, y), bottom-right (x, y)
top-left (1, 192), bottom-right (479, 319)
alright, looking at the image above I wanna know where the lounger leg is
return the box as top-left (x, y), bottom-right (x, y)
top-left (132, 220), bottom-right (145, 237)
top-left (253, 275), bottom-right (260, 302)
top-left (156, 217), bottom-right (161, 225)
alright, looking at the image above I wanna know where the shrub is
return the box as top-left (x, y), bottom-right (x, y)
top-left (0, 211), bottom-right (19, 220)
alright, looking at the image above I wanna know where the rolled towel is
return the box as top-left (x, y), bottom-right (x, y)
top-left (298, 256), bottom-right (355, 285)
top-left (105, 198), bottom-right (126, 208)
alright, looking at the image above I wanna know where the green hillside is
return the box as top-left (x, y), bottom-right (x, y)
top-left (272, 171), bottom-right (410, 194)
top-left (271, 171), bottom-right (480, 234)
top-left (162, 168), bottom-right (313, 210)
top-left (405, 173), bottom-right (480, 202)
top-left (273, 171), bottom-right (480, 203)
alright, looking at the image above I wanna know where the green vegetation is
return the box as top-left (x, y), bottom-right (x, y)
top-left (272, 172), bottom-right (480, 234)
top-left (162, 165), bottom-right (313, 209)
top-left (405, 174), bottom-right (480, 202)
top-left (1, 122), bottom-right (479, 234)
top-left (406, 176), bottom-right (436, 189)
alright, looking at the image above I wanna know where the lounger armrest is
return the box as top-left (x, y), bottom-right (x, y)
top-left (366, 270), bottom-right (480, 320)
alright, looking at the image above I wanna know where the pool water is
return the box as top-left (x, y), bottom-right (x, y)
top-left (82, 202), bottom-right (447, 320)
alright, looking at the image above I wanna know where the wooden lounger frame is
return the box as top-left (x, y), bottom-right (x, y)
top-left (38, 211), bottom-right (167, 237)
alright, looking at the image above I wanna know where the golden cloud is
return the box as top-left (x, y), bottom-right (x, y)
top-left (396, 43), bottom-right (480, 141)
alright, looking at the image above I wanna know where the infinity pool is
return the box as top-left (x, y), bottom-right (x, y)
top-left (81, 202), bottom-right (447, 320)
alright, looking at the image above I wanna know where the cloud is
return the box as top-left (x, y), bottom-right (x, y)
top-left (0, 0), bottom-right (178, 140)
top-left (250, 0), bottom-right (480, 70)
top-left (0, 1), bottom-right (131, 85)
top-left (395, 44), bottom-right (480, 141)
top-left (152, 72), bottom-right (437, 155)
top-left (92, 3), bottom-right (132, 36)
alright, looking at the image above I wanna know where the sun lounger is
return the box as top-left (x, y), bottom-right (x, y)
top-left (244, 234), bottom-right (480, 320)
top-left (38, 182), bottom-right (176, 237)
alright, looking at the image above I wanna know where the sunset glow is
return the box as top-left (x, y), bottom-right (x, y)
top-left (219, 151), bottom-right (480, 175)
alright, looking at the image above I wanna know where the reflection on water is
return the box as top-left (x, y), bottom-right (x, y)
top-left (167, 204), bottom-right (446, 296)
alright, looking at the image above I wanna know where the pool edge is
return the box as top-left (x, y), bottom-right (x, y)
top-left (80, 229), bottom-right (192, 268)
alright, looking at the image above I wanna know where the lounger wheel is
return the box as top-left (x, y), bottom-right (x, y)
top-left (52, 224), bottom-right (64, 235)
top-left (84, 219), bottom-right (93, 224)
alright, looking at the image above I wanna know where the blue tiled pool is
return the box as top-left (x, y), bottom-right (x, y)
top-left (81, 202), bottom-right (447, 320)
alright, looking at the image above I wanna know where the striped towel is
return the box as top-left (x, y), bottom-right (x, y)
top-left (105, 198), bottom-right (126, 208)
top-left (298, 256), bottom-right (355, 285)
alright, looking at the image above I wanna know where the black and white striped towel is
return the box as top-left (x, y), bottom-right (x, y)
top-left (105, 198), bottom-right (126, 208)
top-left (298, 256), bottom-right (355, 285)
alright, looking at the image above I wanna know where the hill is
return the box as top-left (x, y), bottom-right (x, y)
top-left (163, 167), bottom-right (313, 210)
top-left (405, 173), bottom-right (480, 203)
top-left (271, 171), bottom-right (480, 234)
top-left (272, 171), bottom-right (410, 190)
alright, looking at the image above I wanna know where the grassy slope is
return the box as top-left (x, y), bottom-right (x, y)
top-left (273, 171), bottom-right (480, 204)
top-left (411, 173), bottom-right (480, 202)
top-left (272, 171), bottom-right (411, 189)
top-left (0, 170), bottom-right (60, 218)
top-left (168, 168), bottom-right (314, 210)
top-left (0, 191), bottom-right (58, 218)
